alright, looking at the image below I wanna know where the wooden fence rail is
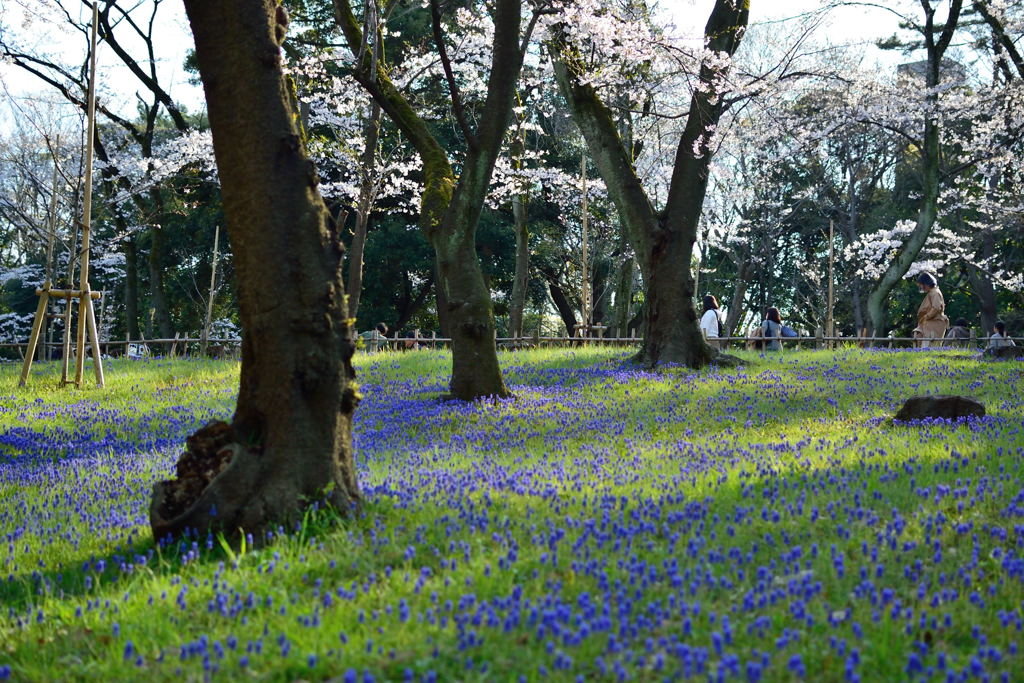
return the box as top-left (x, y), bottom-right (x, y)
top-left (1, 332), bottom-right (1021, 359)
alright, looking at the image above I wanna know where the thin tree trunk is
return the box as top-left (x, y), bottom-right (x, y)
top-left (725, 258), bottom-right (751, 337)
top-left (508, 192), bottom-right (529, 338)
top-left (547, 279), bottom-right (578, 337)
top-left (591, 257), bottom-right (611, 326)
top-left (147, 224), bottom-right (174, 339)
top-left (124, 235), bottom-right (140, 341)
top-left (969, 231), bottom-right (998, 333)
top-left (612, 249), bottom-right (634, 337)
top-left (345, 101), bottom-right (382, 322)
top-left (151, 0), bottom-right (359, 541)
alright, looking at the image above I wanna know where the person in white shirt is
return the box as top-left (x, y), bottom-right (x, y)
top-left (700, 295), bottom-right (723, 349)
top-left (988, 320), bottom-right (1016, 349)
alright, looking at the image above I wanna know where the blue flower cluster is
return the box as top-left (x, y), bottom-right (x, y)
top-left (1, 349), bottom-right (1022, 680)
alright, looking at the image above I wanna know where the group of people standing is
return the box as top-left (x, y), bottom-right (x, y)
top-left (698, 272), bottom-right (1016, 351)
top-left (700, 295), bottom-right (792, 351)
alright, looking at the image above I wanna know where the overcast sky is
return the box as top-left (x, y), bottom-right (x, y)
top-left (0, 0), bottom-right (914, 133)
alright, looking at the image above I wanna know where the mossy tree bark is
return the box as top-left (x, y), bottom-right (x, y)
top-left (334, 0), bottom-right (536, 399)
top-left (149, 0), bottom-right (360, 542)
top-left (552, 0), bottom-right (748, 368)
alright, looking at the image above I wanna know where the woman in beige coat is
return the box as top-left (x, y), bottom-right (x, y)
top-left (914, 272), bottom-right (948, 348)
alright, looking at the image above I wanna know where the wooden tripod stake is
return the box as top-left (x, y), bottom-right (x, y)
top-left (19, 1), bottom-right (104, 388)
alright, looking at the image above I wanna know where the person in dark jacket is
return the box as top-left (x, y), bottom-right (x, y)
top-left (943, 318), bottom-right (970, 348)
top-left (762, 307), bottom-right (783, 352)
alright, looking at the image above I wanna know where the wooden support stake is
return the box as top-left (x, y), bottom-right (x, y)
top-left (84, 295), bottom-right (104, 386)
top-left (200, 224), bottom-right (221, 357)
top-left (19, 289), bottom-right (50, 387)
top-left (39, 153), bottom-right (60, 363)
top-left (72, 1), bottom-right (104, 388)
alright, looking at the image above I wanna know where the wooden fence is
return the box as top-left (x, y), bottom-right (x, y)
top-left (0, 329), bottom-right (1020, 360)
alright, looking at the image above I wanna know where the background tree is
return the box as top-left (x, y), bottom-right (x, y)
top-left (552, 0), bottom-right (749, 367)
top-left (331, 0), bottom-right (548, 399)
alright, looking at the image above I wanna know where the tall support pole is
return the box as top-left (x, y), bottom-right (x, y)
top-left (20, 149), bottom-right (63, 383)
top-left (201, 224), bottom-right (221, 357)
top-left (580, 151), bottom-right (589, 338)
top-left (73, 1), bottom-right (104, 387)
top-left (828, 219), bottom-right (835, 350)
top-left (40, 152), bottom-right (61, 362)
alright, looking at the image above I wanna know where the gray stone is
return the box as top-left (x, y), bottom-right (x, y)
top-left (894, 395), bottom-right (985, 422)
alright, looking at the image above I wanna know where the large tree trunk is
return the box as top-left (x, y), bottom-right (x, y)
top-left (508, 193), bottom-right (529, 338)
top-left (641, 225), bottom-right (713, 367)
top-left (150, 0), bottom-right (360, 542)
top-left (435, 261), bottom-right (451, 337)
top-left (345, 101), bottom-right (382, 322)
top-left (851, 278), bottom-right (865, 335)
top-left (434, 202), bottom-right (509, 399)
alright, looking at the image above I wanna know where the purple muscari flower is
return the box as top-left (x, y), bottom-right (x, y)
top-left (788, 655), bottom-right (806, 678)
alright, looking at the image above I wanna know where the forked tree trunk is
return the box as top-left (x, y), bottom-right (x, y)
top-left (508, 193), bottom-right (529, 338)
top-left (334, 0), bottom-right (524, 400)
top-left (150, 0), bottom-right (360, 542)
top-left (551, 0), bottom-right (747, 368)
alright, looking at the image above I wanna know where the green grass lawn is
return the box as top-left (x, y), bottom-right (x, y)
top-left (1, 347), bottom-right (1023, 681)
